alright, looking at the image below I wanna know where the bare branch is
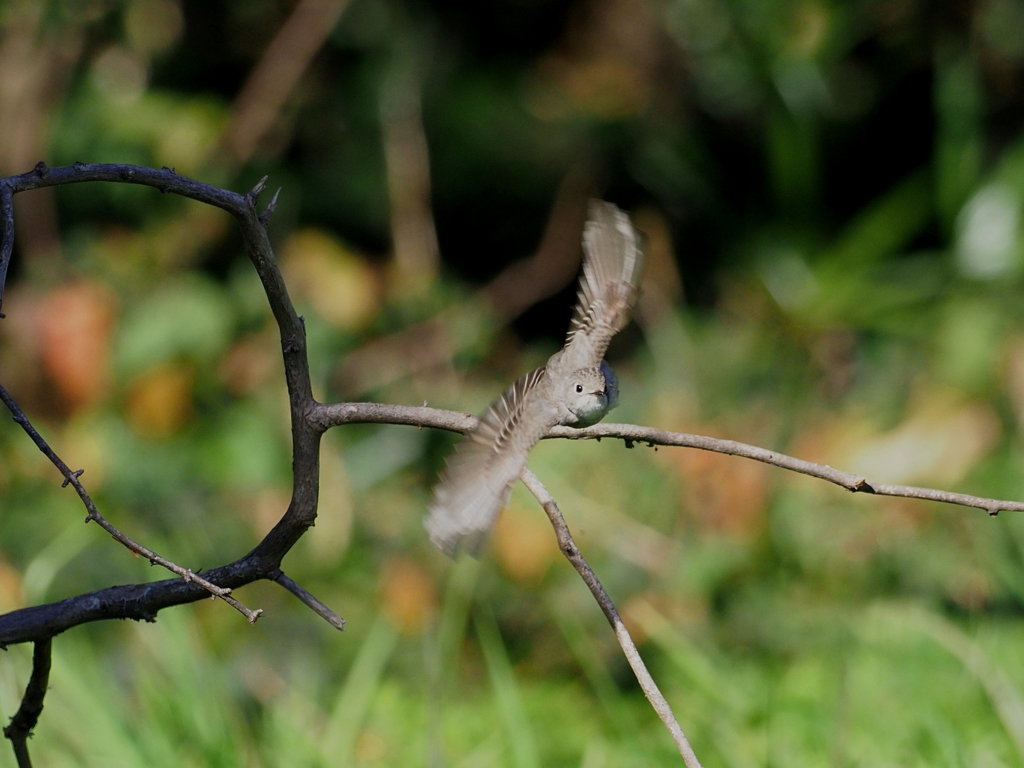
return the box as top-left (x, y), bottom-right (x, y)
top-left (521, 469), bottom-right (704, 767)
top-left (0, 183), bottom-right (12, 316)
top-left (0, 164), bottom-right (320, 642)
top-left (315, 401), bottom-right (1024, 516)
top-left (0, 383), bottom-right (259, 616)
top-left (216, 0), bottom-right (351, 168)
top-left (274, 572), bottom-right (346, 631)
top-left (4, 162), bottom-right (1019, 766)
top-left (2, 638), bottom-right (52, 768)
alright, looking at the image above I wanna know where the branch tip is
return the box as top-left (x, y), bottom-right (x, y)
top-left (259, 187), bottom-right (281, 224)
top-left (61, 468), bottom-right (85, 488)
top-left (274, 572), bottom-right (346, 631)
top-left (248, 175), bottom-right (269, 200)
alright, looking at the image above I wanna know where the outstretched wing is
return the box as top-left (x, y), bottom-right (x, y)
top-left (563, 200), bottom-right (645, 369)
top-left (426, 367), bottom-right (559, 555)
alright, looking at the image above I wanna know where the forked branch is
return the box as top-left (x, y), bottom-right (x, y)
top-left (4, 164), bottom-right (1023, 767)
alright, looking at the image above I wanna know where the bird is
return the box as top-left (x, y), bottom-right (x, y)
top-left (425, 200), bottom-right (646, 555)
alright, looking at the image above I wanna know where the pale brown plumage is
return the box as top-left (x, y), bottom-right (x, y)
top-left (426, 201), bottom-right (645, 555)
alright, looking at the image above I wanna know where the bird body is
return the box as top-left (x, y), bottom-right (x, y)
top-left (426, 201), bottom-right (645, 555)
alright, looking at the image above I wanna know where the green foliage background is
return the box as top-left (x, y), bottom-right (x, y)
top-left (3, 0), bottom-right (1024, 764)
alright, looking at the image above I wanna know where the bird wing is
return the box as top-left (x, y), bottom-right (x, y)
top-left (426, 366), bottom-right (559, 555)
top-left (563, 200), bottom-right (645, 368)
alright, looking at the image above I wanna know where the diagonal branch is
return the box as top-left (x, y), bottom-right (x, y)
top-left (274, 571), bottom-right (346, 631)
top-left (0, 383), bottom-right (260, 620)
top-left (521, 469), bottom-right (704, 767)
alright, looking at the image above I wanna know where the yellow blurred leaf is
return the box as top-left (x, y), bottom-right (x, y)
top-left (0, 556), bottom-right (24, 614)
top-left (660, 426), bottom-right (769, 538)
top-left (493, 501), bottom-right (558, 583)
top-left (378, 556), bottom-right (437, 635)
top-left (281, 228), bottom-right (379, 330)
top-left (796, 389), bottom-right (1000, 486)
top-left (124, 361), bottom-right (194, 437)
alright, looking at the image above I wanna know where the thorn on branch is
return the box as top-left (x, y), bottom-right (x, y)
top-left (624, 438), bottom-right (634, 449)
top-left (61, 468), bottom-right (85, 488)
top-left (248, 175), bottom-right (269, 202)
top-left (850, 477), bottom-right (875, 493)
top-left (32, 161), bottom-right (48, 178)
top-left (989, 508), bottom-right (1000, 517)
top-left (258, 187), bottom-right (281, 224)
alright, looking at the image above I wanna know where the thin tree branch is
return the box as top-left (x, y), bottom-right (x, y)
top-left (0, 183), bottom-right (12, 316)
top-left (216, 0), bottom-right (351, 168)
top-left (2, 638), bottom-right (52, 768)
top-left (0, 383), bottom-right (262, 619)
top-left (274, 571), bottom-right (346, 631)
top-left (4, 162), bottom-right (1019, 767)
top-left (0, 163), bottom-right (319, 640)
top-left (313, 401), bottom-right (1024, 516)
top-left (520, 469), bottom-right (703, 767)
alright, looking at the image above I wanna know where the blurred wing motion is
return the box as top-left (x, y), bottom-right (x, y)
top-left (426, 367), bottom-right (558, 555)
top-left (426, 200), bottom-right (644, 556)
top-left (564, 200), bottom-right (645, 368)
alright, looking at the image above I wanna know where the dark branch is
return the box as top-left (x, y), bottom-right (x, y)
top-left (0, 384), bottom-right (259, 616)
top-left (0, 163), bottom-right (320, 639)
top-left (274, 572), bottom-right (346, 631)
top-left (3, 638), bottom-right (53, 768)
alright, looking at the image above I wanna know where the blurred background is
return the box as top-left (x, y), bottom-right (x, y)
top-left (2, 0), bottom-right (1024, 764)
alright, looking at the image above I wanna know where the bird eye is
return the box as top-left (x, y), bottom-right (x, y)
top-left (574, 383), bottom-right (583, 393)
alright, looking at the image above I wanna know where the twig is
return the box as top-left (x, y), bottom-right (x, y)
top-left (0, 184), bottom-right (12, 316)
top-left (2, 638), bottom-right (52, 768)
top-left (0, 163), bottom-right (327, 767)
top-left (0, 383), bottom-right (262, 620)
top-left (215, 0), bottom-right (351, 167)
top-left (313, 401), bottom-right (1024, 516)
top-left (521, 469), bottom-right (703, 767)
top-left (274, 571), bottom-right (346, 631)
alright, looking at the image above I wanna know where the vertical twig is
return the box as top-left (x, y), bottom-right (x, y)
top-left (0, 183), bottom-right (13, 315)
top-left (520, 469), bottom-right (704, 767)
top-left (2, 638), bottom-right (53, 768)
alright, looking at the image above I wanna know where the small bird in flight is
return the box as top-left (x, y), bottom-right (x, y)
top-left (426, 200), bottom-right (646, 555)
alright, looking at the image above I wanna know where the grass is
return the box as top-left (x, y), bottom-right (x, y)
top-left (3, 584), bottom-right (1024, 766)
